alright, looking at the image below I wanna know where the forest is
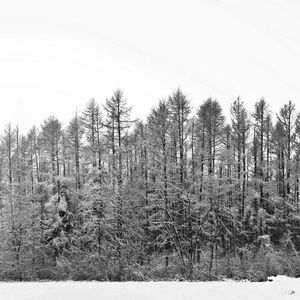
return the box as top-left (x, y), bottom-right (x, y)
top-left (0, 89), bottom-right (299, 281)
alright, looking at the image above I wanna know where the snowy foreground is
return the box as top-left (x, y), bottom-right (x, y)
top-left (1, 276), bottom-right (299, 300)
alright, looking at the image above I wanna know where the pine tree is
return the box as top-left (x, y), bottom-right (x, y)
top-left (41, 116), bottom-right (62, 194)
top-left (103, 89), bottom-right (134, 278)
top-left (231, 98), bottom-right (250, 246)
top-left (251, 99), bottom-right (271, 236)
top-left (67, 112), bottom-right (84, 191)
top-left (81, 99), bottom-right (102, 169)
top-left (148, 99), bottom-right (172, 266)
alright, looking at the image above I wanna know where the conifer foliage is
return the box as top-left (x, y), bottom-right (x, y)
top-left (0, 90), bottom-right (299, 281)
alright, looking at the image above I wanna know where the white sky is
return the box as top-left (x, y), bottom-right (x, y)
top-left (0, 0), bottom-right (300, 132)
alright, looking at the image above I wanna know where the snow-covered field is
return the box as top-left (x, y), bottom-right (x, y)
top-left (0, 276), bottom-right (299, 300)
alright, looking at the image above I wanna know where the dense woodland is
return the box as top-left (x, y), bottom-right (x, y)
top-left (0, 89), bottom-right (299, 281)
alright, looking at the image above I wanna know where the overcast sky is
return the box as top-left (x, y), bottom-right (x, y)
top-left (0, 0), bottom-right (300, 132)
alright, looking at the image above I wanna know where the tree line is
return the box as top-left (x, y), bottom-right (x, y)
top-left (0, 89), bottom-right (299, 281)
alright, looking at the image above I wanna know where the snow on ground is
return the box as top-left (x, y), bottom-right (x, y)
top-left (0, 276), bottom-right (299, 300)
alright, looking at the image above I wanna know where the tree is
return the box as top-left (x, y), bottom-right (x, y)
top-left (0, 90), bottom-right (299, 281)
top-left (148, 99), bottom-right (171, 266)
top-left (277, 101), bottom-right (297, 202)
top-left (67, 112), bottom-right (84, 190)
top-left (231, 98), bottom-right (249, 245)
top-left (251, 99), bottom-right (272, 236)
top-left (103, 89), bottom-right (134, 278)
top-left (168, 89), bottom-right (191, 229)
top-left (41, 116), bottom-right (62, 194)
top-left (81, 99), bottom-right (102, 169)
top-left (196, 98), bottom-right (225, 278)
